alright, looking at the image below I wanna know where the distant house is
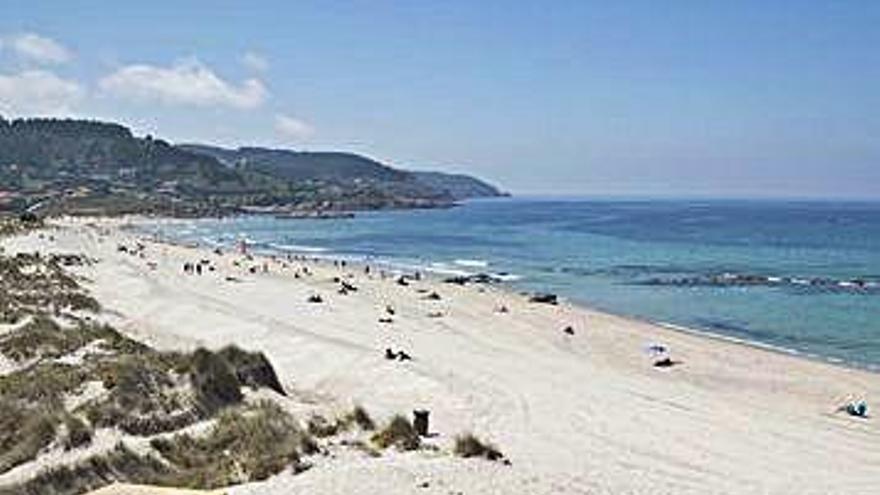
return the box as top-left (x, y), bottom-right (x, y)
top-left (117, 167), bottom-right (137, 179)
top-left (157, 180), bottom-right (179, 194)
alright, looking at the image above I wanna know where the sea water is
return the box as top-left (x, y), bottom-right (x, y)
top-left (138, 198), bottom-right (880, 369)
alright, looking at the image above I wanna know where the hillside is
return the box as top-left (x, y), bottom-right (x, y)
top-left (0, 117), bottom-right (505, 216)
top-left (411, 171), bottom-right (509, 200)
top-left (180, 144), bottom-right (506, 201)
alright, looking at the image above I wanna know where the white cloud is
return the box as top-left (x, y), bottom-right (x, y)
top-left (0, 70), bottom-right (84, 116)
top-left (98, 59), bottom-right (267, 109)
top-left (6, 33), bottom-right (73, 64)
top-left (275, 114), bottom-right (314, 141)
top-left (242, 51), bottom-right (269, 72)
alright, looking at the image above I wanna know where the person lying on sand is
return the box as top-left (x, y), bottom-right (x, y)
top-left (384, 348), bottom-right (412, 361)
top-left (837, 398), bottom-right (869, 418)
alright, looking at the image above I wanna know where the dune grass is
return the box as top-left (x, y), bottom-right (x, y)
top-left (150, 401), bottom-right (309, 488)
top-left (453, 433), bottom-right (505, 462)
top-left (371, 414), bottom-right (420, 451)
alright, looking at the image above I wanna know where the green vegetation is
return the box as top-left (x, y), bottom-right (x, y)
top-left (453, 433), bottom-right (505, 462)
top-left (0, 117), bottom-right (502, 216)
top-left (342, 405), bottom-right (376, 431)
top-left (371, 415), bottom-right (421, 451)
top-left (0, 401), bottom-right (57, 473)
top-left (150, 401), bottom-right (309, 488)
top-left (0, 443), bottom-right (171, 495)
top-left (61, 415), bottom-right (93, 451)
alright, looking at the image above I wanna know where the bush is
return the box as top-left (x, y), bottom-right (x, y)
top-left (453, 433), bottom-right (504, 461)
top-left (0, 443), bottom-right (170, 495)
top-left (0, 402), bottom-right (58, 473)
top-left (307, 415), bottom-right (339, 437)
top-left (342, 405), bottom-right (375, 431)
top-left (62, 415), bottom-right (92, 451)
top-left (217, 345), bottom-right (285, 396)
top-left (189, 348), bottom-right (243, 413)
top-left (150, 401), bottom-right (306, 488)
top-left (371, 415), bottom-right (420, 451)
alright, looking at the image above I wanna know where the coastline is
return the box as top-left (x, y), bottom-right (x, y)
top-left (125, 213), bottom-right (880, 375)
top-left (5, 215), bottom-right (878, 494)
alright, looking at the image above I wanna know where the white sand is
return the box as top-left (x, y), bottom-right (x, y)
top-left (4, 217), bottom-right (878, 495)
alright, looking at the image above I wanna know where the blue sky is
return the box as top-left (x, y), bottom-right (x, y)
top-left (0, 1), bottom-right (877, 198)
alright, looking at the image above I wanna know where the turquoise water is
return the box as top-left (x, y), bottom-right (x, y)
top-left (139, 198), bottom-right (880, 369)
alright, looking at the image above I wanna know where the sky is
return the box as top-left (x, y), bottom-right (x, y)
top-left (0, 1), bottom-right (878, 198)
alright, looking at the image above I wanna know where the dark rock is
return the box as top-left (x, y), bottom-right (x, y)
top-left (529, 293), bottom-right (558, 305)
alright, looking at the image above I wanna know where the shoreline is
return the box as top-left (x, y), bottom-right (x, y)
top-left (124, 214), bottom-right (880, 376)
top-left (7, 215), bottom-right (878, 494)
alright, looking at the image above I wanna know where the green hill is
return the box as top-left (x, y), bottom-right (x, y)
top-left (0, 117), bottom-right (504, 216)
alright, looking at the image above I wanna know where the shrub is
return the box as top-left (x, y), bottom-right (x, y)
top-left (217, 345), bottom-right (285, 396)
top-left (371, 415), bottom-right (420, 451)
top-left (0, 402), bottom-right (58, 473)
top-left (150, 401), bottom-right (305, 488)
top-left (307, 415), bottom-right (339, 437)
top-left (62, 415), bottom-right (93, 451)
top-left (0, 443), bottom-right (170, 495)
top-left (453, 433), bottom-right (505, 461)
top-left (342, 405), bottom-right (375, 431)
top-left (189, 348), bottom-right (243, 413)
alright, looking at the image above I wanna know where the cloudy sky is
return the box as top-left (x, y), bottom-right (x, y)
top-left (1, 1), bottom-right (878, 198)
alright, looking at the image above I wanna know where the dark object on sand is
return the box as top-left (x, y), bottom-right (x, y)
top-left (386, 305), bottom-right (396, 315)
top-left (529, 293), bottom-right (558, 305)
top-left (341, 281), bottom-right (358, 292)
top-left (427, 311), bottom-right (444, 318)
top-left (424, 291), bottom-right (442, 301)
top-left (845, 400), bottom-right (869, 418)
top-left (445, 276), bottom-right (468, 285)
top-left (563, 326), bottom-right (575, 335)
top-left (653, 357), bottom-right (678, 368)
top-left (496, 305), bottom-right (509, 314)
top-left (444, 273), bottom-right (500, 285)
top-left (647, 343), bottom-right (668, 354)
top-left (397, 276), bottom-right (410, 286)
top-left (413, 410), bottom-right (430, 437)
top-left (384, 348), bottom-right (412, 361)
top-left (378, 317), bottom-right (394, 324)
top-left (308, 294), bottom-right (324, 303)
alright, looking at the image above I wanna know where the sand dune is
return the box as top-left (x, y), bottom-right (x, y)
top-left (4, 217), bottom-right (878, 495)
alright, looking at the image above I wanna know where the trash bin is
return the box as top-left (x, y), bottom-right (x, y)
top-left (413, 409), bottom-right (430, 437)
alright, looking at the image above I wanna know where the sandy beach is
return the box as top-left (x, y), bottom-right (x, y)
top-left (3, 216), bottom-right (878, 495)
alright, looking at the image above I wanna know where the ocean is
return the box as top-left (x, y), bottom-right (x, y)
top-left (136, 198), bottom-right (880, 370)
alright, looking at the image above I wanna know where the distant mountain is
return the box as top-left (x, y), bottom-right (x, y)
top-left (0, 116), bottom-right (505, 216)
top-left (180, 144), bottom-right (406, 182)
top-left (180, 144), bottom-right (506, 200)
top-left (411, 171), bottom-right (508, 200)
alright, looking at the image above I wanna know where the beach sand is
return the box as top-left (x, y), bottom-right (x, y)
top-left (3, 217), bottom-right (878, 495)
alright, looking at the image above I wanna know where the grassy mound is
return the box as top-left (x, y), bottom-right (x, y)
top-left (371, 415), bottom-right (420, 451)
top-left (453, 433), bottom-right (505, 461)
top-left (150, 401), bottom-right (309, 488)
